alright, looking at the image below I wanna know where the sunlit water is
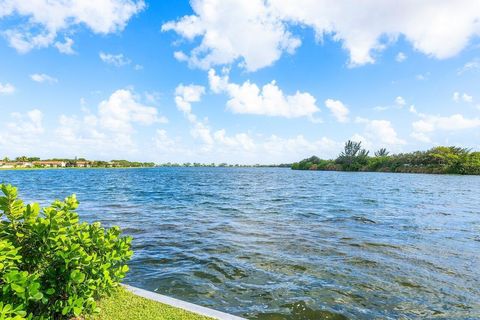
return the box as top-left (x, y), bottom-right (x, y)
top-left (1, 168), bottom-right (479, 319)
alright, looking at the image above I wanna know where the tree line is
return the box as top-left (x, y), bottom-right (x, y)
top-left (291, 140), bottom-right (480, 175)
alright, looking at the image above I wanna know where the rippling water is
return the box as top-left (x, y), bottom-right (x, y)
top-left (1, 168), bottom-right (479, 319)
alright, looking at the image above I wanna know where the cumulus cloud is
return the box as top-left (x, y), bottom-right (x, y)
top-left (414, 114), bottom-right (480, 132)
top-left (163, 0), bottom-right (480, 70)
top-left (99, 52), bottom-right (131, 67)
top-left (30, 73), bottom-right (58, 83)
top-left (98, 89), bottom-right (167, 133)
top-left (208, 69), bottom-right (320, 119)
top-left (0, 0), bottom-right (145, 53)
top-left (54, 88), bottom-right (167, 157)
top-left (325, 99), bottom-right (349, 123)
top-left (410, 109), bottom-right (480, 142)
top-left (0, 109), bottom-right (45, 155)
top-left (0, 82), bottom-right (15, 94)
top-left (54, 37), bottom-right (75, 54)
top-left (154, 129), bottom-right (176, 152)
top-left (8, 109), bottom-right (44, 135)
top-left (162, 0), bottom-right (300, 71)
top-left (214, 129), bottom-right (255, 151)
top-left (453, 92), bottom-right (473, 103)
top-left (355, 117), bottom-right (406, 147)
top-left (174, 83), bottom-right (257, 152)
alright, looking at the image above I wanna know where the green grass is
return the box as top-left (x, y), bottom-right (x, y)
top-left (86, 287), bottom-right (213, 320)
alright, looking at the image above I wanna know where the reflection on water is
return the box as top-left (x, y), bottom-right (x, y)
top-left (1, 168), bottom-right (479, 319)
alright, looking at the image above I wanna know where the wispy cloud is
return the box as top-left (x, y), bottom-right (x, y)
top-left (99, 52), bottom-right (131, 67)
top-left (30, 73), bottom-right (58, 84)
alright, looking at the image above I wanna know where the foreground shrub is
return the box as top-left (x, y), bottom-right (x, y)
top-left (0, 184), bottom-right (133, 319)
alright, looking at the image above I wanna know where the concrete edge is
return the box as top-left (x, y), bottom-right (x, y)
top-left (122, 284), bottom-right (247, 320)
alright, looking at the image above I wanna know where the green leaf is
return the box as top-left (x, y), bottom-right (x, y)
top-left (71, 270), bottom-right (86, 283)
top-left (31, 292), bottom-right (43, 300)
top-left (11, 283), bottom-right (25, 293)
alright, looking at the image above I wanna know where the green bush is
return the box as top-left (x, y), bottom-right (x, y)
top-left (0, 184), bottom-right (133, 319)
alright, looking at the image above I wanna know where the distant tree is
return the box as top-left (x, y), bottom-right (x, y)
top-left (336, 140), bottom-right (369, 170)
top-left (374, 148), bottom-right (389, 157)
top-left (2, 157), bottom-right (10, 162)
top-left (15, 156), bottom-right (28, 162)
top-left (27, 157), bottom-right (41, 161)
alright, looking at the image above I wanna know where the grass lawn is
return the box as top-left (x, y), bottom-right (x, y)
top-left (85, 287), bottom-right (213, 320)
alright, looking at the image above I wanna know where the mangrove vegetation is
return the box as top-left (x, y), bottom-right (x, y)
top-left (292, 140), bottom-right (480, 175)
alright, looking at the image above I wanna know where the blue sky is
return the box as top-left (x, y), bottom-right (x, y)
top-left (1, 0), bottom-right (480, 164)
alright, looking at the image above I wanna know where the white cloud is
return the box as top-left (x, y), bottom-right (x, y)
top-left (414, 114), bottom-right (480, 132)
top-left (174, 82), bottom-right (257, 152)
top-left (208, 69), bottom-right (320, 118)
top-left (214, 129), bottom-right (255, 151)
top-left (98, 89), bottom-right (167, 133)
top-left (54, 37), bottom-right (75, 54)
top-left (355, 117), bottom-right (406, 146)
top-left (453, 91), bottom-right (474, 103)
top-left (30, 73), bottom-right (58, 83)
top-left (163, 0), bottom-right (480, 70)
top-left (0, 82), bottom-right (15, 94)
top-left (373, 96), bottom-right (406, 112)
top-left (410, 131), bottom-right (431, 143)
top-left (99, 52), bottom-right (131, 67)
top-left (54, 89), bottom-right (167, 157)
top-left (154, 129), bottom-right (176, 151)
top-left (462, 93), bottom-right (473, 103)
top-left (411, 112), bottom-right (480, 142)
top-left (263, 134), bottom-right (339, 159)
top-left (175, 84), bottom-right (205, 105)
top-left (453, 91), bottom-right (460, 102)
top-left (0, 0), bottom-right (145, 53)
top-left (8, 109), bottom-right (44, 135)
top-left (0, 109), bottom-right (45, 155)
top-left (162, 0), bottom-right (300, 71)
top-left (416, 72), bottom-right (430, 81)
top-left (395, 52), bottom-right (407, 62)
top-left (395, 96), bottom-right (406, 106)
top-left (325, 99), bottom-right (349, 123)
top-left (457, 58), bottom-right (480, 75)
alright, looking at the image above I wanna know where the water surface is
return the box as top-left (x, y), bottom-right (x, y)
top-left (1, 168), bottom-right (479, 319)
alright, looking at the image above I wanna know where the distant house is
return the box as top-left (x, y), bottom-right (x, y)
top-left (76, 161), bottom-right (91, 168)
top-left (33, 161), bottom-right (66, 168)
top-left (0, 162), bottom-right (33, 168)
top-left (0, 162), bottom-right (14, 169)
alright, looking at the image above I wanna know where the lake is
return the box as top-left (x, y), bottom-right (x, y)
top-left (1, 168), bottom-right (479, 319)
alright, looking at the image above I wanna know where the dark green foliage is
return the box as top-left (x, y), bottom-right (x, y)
top-left (335, 140), bottom-right (369, 171)
top-left (0, 184), bottom-right (133, 319)
top-left (374, 148), bottom-right (389, 157)
top-left (292, 142), bottom-right (480, 175)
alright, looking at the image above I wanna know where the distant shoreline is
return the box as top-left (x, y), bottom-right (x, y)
top-left (0, 166), bottom-right (155, 171)
top-left (0, 166), bottom-right (290, 172)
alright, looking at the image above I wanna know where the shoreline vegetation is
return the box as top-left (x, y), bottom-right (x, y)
top-left (0, 156), bottom-right (290, 170)
top-left (292, 140), bottom-right (480, 175)
top-left (0, 184), bottom-right (215, 320)
top-left (0, 157), bottom-right (155, 169)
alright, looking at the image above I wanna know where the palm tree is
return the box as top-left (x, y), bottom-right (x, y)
top-left (374, 148), bottom-right (389, 157)
top-left (336, 140), bottom-right (369, 170)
